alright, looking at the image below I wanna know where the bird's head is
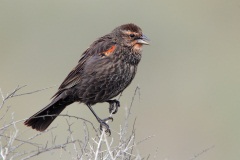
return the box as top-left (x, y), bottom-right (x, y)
top-left (112, 23), bottom-right (149, 51)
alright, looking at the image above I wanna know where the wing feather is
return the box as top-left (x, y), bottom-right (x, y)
top-left (52, 34), bottom-right (116, 98)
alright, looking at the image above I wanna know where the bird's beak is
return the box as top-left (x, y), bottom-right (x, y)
top-left (136, 34), bottom-right (150, 45)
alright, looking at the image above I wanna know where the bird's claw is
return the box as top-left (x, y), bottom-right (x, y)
top-left (99, 117), bottom-right (113, 136)
top-left (108, 100), bottom-right (120, 114)
top-left (103, 117), bottom-right (113, 122)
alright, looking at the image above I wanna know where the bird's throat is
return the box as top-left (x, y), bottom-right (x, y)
top-left (133, 43), bottom-right (143, 52)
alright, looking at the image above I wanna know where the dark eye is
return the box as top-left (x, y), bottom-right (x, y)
top-left (129, 34), bottom-right (135, 38)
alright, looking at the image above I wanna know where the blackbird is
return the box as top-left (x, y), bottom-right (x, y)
top-left (24, 23), bottom-right (149, 134)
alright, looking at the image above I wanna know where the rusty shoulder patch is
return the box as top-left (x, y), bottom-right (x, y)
top-left (102, 45), bottom-right (116, 56)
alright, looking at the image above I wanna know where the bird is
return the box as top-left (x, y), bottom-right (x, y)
top-left (24, 23), bottom-right (149, 134)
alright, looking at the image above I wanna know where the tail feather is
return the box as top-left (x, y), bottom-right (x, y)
top-left (24, 95), bottom-right (73, 131)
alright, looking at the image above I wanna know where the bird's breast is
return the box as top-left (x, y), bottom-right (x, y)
top-left (77, 52), bottom-right (139, 104)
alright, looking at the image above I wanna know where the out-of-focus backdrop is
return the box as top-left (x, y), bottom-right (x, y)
top-left (1, 0), bottom-right (240, 160)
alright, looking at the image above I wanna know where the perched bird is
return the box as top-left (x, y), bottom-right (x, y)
top-left (24, 23), bottom-right (149, 134)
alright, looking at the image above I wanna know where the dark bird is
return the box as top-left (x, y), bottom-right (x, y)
top-left (24, 23), bottom-right (149, 134)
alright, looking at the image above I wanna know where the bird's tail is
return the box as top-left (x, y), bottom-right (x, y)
top-left (24, 94), bottom-right (74, 131)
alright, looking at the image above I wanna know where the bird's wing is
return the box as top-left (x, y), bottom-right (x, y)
top-left (52, 36), bottom-right (116, 98)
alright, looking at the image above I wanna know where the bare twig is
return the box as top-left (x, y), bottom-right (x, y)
top-left (0, 85), bottom-right (154, 160)
top-left (189, 145), bottom-right (215, 160)
top-left (21, 139), bottom-right (80, 160)
top-left (12, 85), bottom-right (56, 97)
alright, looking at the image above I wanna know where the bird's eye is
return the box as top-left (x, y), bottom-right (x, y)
top-left (129, 34), bottom-right (135, 38)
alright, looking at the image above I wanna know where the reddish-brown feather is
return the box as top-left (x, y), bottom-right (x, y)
top-left (102, 45), bottom-right (116, 56)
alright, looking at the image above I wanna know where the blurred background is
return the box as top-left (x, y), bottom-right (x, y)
top-left (1, 0), bottom-right (240, 159)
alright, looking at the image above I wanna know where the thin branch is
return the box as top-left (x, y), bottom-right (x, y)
top-left (103, 133), bottom-right (114, 160)
top-left (0, 85), bottom-right (153, 160)
top-left (189, 145), bottom-right (215, 160)
top-left (127, 86), bottom-right (140, 119)
top-left (21, 140), bottom-right (79, 160)
top-left (94, 130), bottom-right (104, 160)
top-left (12, 85), bottom-right (56, 97)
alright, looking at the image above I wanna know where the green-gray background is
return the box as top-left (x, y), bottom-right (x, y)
top-left (1, 0), bottom-right (240, 160)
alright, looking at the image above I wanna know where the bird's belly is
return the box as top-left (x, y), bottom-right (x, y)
top-left (79, 64), bottom-right (137, 105)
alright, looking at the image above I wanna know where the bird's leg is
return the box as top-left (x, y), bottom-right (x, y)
top-left (87, 104), bottom-right (113, 135)
top-left (106, 99), bottom-right (120, 114)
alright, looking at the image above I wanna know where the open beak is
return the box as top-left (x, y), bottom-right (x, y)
top-left (136, 34), bottom-right (150, 45)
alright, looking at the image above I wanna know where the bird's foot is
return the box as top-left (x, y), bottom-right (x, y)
top-left (107, 99), bottom-right (120, 114)
top-left (98, 117), bottom-right (113, 136)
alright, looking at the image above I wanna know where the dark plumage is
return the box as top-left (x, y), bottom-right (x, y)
top-left (24, 23), bottom-right (149, 134)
